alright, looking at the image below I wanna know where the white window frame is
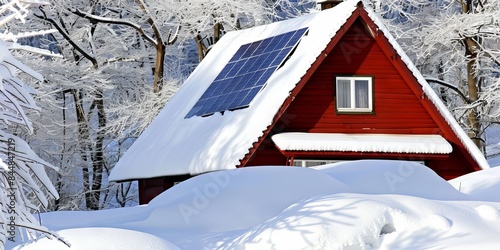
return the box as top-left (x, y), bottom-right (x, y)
top-left (292, 159), bottom-right (341, 167)
top-left (335, 76), bottom-right (373, 113)
top-left (292, 159), bottom-right (425, 168)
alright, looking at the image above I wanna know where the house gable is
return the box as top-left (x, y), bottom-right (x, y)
top-left (242, 8), bottom-right (482, 179)
top-left (282, 19), bottom-right (440, 134)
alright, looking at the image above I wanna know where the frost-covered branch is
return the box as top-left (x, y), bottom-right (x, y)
top-left (70, 8), bottom-right (157, 46)
top-left (7, 42), bottom-right (62, 58)
top-left (425, 77), bottom-right (470, 103)
top-left (34, 7), bottom-right (98, 68)
top-left (0, 29), bottom-right (57, 42)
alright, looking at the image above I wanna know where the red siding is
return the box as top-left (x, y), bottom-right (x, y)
top-left (245, 137), bottom-right (288, 166)
top-left (284, 20), bottom-right (440, 134)
top-left (138, 175), bottom-right (191, 204)
top-left (245, 19), bottom-right (474, 179)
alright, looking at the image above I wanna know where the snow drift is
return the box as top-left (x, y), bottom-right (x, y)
top-left (315, 160), bottom-right (470, 200)
top-left (145, 166), bottom-right (350, 232)
top-left (13, 161), bottom-right (500, 250)
top-left (449, 166), bottom-right (500, 202)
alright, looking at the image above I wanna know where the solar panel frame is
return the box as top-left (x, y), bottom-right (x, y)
top-left (186, 27), bottom-right (308, 118)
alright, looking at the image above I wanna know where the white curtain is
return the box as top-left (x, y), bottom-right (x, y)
top-left (337, 79), bottom-right (351, 108)
top-left (355, 80), bottom-right (369, 108)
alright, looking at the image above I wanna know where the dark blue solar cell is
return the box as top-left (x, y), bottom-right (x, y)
top-left (223, 76), bottom-right (240, 93)
top-left (253, 39), bottom-right (271, 55)
top-left (286, 28), bottom-right (308, 47)
top-left (200, 97), bottom-right (217, 114)
top-left (212, 96), bottom-right (225, 111)
top-left (242, 41), bottom-right (261, 58)
top-left (227, 93), bottom-right (242, 109)
top-left (237, 87), bottom-right (262, 107)
top-left (222, 95), bottom-right (234, 110)
top-left (275, 38), bottom-right (289, 48)
top-left (232, 44), bottom-right (251, 61)
top-left (209, 80), bottom-right (226, 97)
top-left (246, 58), bottom-right (262, 72)
top-left (185, 27), bottom-right (308, 118)
top-left (217, 62), bottom-right (236, 79)
top-left (251, 69), bottom-right (267, 88)
top-left (259, 68), bottom-right (276, 83)
top-left (246, 70), bottom-right (265, 88)
top-left (259, 52), bottom-right (277, 69)
top-left (227, 60), bottom-right (246, 76)
top-left (271, 49), bottom-right (292, 67)
top-left (237, 60), bottom-right (251, 75)
top-left (260, 36), bottom-right (277, 54)
top-left (241, 72), bottom-right (256, 89)
top-left (266, 33), bottom-right (287, 52)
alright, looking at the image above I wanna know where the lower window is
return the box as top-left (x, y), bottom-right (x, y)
top-left (292, 159), bottom-right (340, 167)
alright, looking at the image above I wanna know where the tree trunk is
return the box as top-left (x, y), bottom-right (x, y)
top-left (89, 90), bottom-right (107, 210)
top-left (214, 22), bottom-right (222, 44)
top-left (153, 43), bottom-right (165, 93)
top-left (69, 89), bottom-right (95, 209)
top-left (461, 1), bottom-right (483, 150)
top-left (194, 34), bottom-right (208, 62)
top-left (194, 22), bottom-right (223, 62)
top-left (465, 37), bottom-right (482, 149)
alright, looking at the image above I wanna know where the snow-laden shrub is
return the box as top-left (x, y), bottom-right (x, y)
top-left (0, 0), bottom-right (61, 248)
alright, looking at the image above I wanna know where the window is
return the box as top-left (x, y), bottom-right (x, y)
top-left (336, 76), bottom-right (373, 113)
top-left (292, 159), bottom-right (425, 168)
top-left (291, 159), bottom-right (340, 167)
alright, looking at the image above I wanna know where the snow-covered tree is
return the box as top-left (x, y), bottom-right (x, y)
top-left (6, 0), bottom-right (311, 211)
top-left (2, 0), bottom-right (185, 210)
top-left (0, 0), bottom-right (60, 247)
top-left (150, 0), bottom-right (315, 61)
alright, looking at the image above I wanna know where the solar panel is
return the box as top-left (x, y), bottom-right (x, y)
top-left (186, 27), bottom-right (308, 118)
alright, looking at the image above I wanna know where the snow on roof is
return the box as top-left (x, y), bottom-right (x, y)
top-left (109, 0), bottom-right (488, 182)
top-left (272, 133), bottom-right (452, 154)
top-left (109, 0), bottom-right (359, 181)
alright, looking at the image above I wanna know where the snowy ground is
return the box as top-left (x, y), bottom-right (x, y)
top-left (10, 160), bottom-right (500, 249)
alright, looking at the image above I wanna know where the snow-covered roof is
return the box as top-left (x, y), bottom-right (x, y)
top-left (109, 0), bottom-right (488, 182)
top-left (272, 133), bottom-right (452, 154)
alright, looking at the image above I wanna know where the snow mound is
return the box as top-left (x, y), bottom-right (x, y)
top-left (224, 193), bottom-right (500, 249)
top-left (475, 205), bottom-right (500, 221)
top-left (145, 166), bottom-right (350, 232)
top-left (13, 162), bottom-right (500, 249)
top-left (315, 160), bottom-right (470, 200)
top-left (227, 194), bottom-right (402, 249)
top-left (16, 228), bottom-right (179, 250)
top-left (449, 166), bottom-right (500, 202)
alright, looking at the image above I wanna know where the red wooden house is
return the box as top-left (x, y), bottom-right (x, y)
top-left (109, 0), bottom-right (489, 204)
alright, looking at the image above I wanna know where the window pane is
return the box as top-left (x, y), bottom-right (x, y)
top-left (354, 80), bottom-right (369, 109)
top-left (337, 79), bottom-right (351, 108)
top-left (305, 161), bottom-right (328, 167)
